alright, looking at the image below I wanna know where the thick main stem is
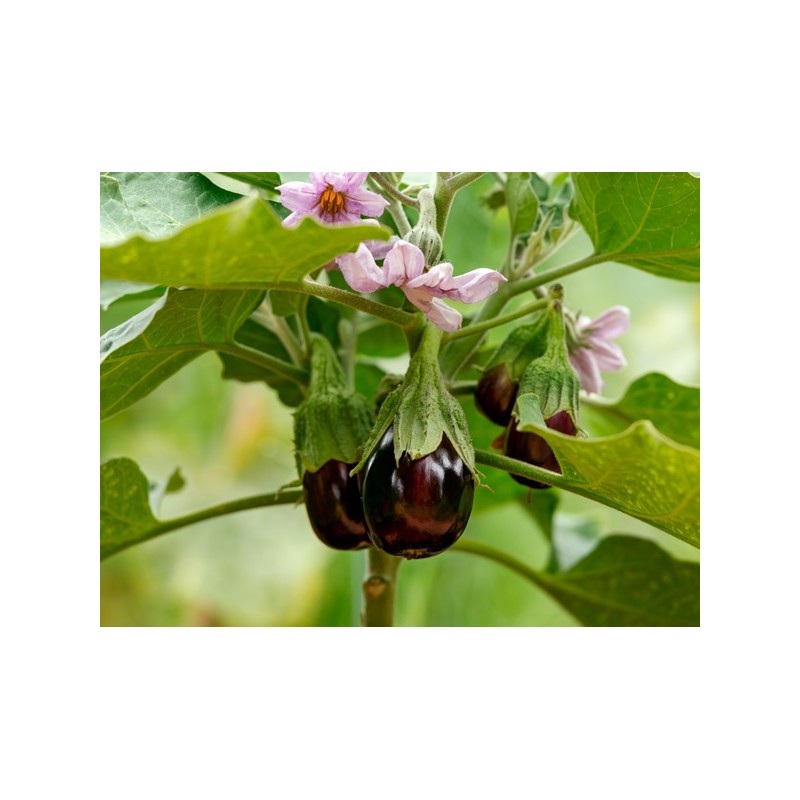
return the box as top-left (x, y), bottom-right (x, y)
top-left (362, 548), bottom-right (401, 626)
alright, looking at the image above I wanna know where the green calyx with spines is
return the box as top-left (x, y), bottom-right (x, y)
top-left (293, 335), bottom-right (374, 474)
top-left (514, 297), bottom-right (580, 429)
top-left (483, 309), bottom-right (550, 382)
top-left (352, 324), bottom-right (477, 479)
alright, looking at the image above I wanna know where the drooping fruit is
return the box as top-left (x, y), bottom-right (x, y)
top-left (475, 364), bottom-right (518, 426)
top-left (303, 460), bottom-right (370, 550)
top-left (505, 410), bottom-right (576, 489)
top-left (361, 427), bottom-right (474, 559)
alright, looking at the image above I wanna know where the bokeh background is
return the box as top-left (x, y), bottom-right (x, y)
top-left (100, 174), bottom-right (700, 626)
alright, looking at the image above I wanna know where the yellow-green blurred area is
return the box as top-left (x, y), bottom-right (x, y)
top-left (100, 174), bottom-right (700, 627)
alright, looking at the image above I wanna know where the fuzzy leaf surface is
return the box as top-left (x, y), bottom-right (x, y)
top-left (101, 196), bottom-right (390, 287)
top-left (515, 410), bottom-right (700, 546)
top-left (570, 172), bottom-right (700, 281)
top-left (537, 535), bottom-right (700, 626)
top-left (101, 458), bottom-right (164, 559)
top-left (582, 372), bottom-right (700, 449)
top-left (100, 172), bottom-right (240, 246)
top-left (100, 288), bottom-right (264, 419)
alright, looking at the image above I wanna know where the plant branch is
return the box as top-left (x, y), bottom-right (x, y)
top-left (362, 547), bottom-right (402, 626)
top-left (508, 251), bottom-right (614, 297)
top-left (215, 342), bottom-right (309, 384)
top-left (369, 172), bottom-right (420, 209)
top-left (452, 539), bottom-right (544, 587)
top-left (445, 172), bottom-right (487, 192)
top-left (101, 488), bottom-right (305, 560)
top-left (474, 448), bottom-right (572, 490)
top-left (286, 279), bottom-right (418, 328)
top-left (444, 297), bottom-right (549, 342)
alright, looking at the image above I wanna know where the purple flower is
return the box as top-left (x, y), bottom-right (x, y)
top-left (337, 240), bottom-right (507, 332)
top-left (277, 172), bottom-right (388, 227)
top-left (568, 306), bottom-right (630, 394)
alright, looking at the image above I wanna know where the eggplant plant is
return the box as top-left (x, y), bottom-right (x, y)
top-left (100, 171), bottom-right (700, 627)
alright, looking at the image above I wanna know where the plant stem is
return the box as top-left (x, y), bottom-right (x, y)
top-left (386, 197), bottom-right (412, 237)
top-left (102, 488), bottom-right (305, 560)
top-left (446, 172), bottom-right (487, 192)
top-left (447, 380), bottom-right (478, 396)
top-left (362, 547), bottom-right (402, 626)
top-left (444, 297), bottom-right (549, 342)
top-left (474, 448), bottom-right (572, 490)
top-left (369, 173), bottom-right (420, 209)
top-left (296, 295), bottom-right (314, 357)
top-left (452, 539), bottom-right (543, 586)
top-left (215, 342), bottom-right (309, 384)
top-left (507, 251), bottom-right (613, 297)
top-left (291, 280), bottom-right (418, 328)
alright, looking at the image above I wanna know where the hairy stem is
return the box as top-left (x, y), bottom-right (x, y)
top-left (362, 547), bottom-right (402, 626)
top-left (215, 342), bottom-right (309, 384)
top-left (101, 488), bottom-right (305, 561)
top-left (369, 172), bottom-right (420, 209)
top-left (474, 448), bottom-right (572, 490)
top-left (508, 251), bottom-right (613, 297)
top-left (444, 297), bottom-right (550, 342)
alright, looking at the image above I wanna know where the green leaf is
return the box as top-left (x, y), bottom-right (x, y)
top-left (582, 372), bottom-right (700, 449)
top-left (357, 321), bottom-right (408, 357)
top-left (217, 318), bottom-right (305, 407)
top-left (100, 280), bottom-right (163, 310)
top-left (570, 172), bottom-right (700, 281)
top-left (537, 536), bottom-right (700, 626)
top-left (100, 172), bottom-right (240, 246)
top-left (506, 172), bottom-right (540, 238)
top-left (100, 288), bottom-right (265, 419)
top-left (101, 458), bottom-right (163, 560)
top-left (101, 196), bottom-right (390, 288)
top-left (513, 420), bottom-right (700, 547)
top-left (217, 172), bottom-right (281, 192)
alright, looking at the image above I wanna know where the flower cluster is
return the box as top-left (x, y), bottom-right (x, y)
top-left (277, 172), bottom-right (506, 332)
top-left (567, 306), bottom-right (629, 394)
top-left (337, 241), bottom-right (507, 333)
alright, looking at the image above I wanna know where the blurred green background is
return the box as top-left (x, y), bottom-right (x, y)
top-left (100, 174), bottom-right (700, 626)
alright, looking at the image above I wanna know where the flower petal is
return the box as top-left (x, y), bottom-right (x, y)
top-left (383, 240), bottom-right (425, 284)
top-left (276, 181), bottom-right (320, 214)
top-left (335, 172), bottom-right (370, 192)
top-left (569, 347), bottom-right (604, 395)
top-left (404, 287), bottom-right (462, 332)
top-left (345, 186), bottom-right (389, 218)
top-left (365, 236), bottom-right (398, 260)
top-left (405, 263), bottom-right (506, 303)
top-left (584, 306), bottom-right (630, 339)
top-left (587, 338), bottom-right (626, 372)
top-left (336, 244), bottom-right (390, 293)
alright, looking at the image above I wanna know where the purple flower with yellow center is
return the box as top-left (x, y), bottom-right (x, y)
top-left (337, 240), bottom-right (506, 332)
top-left (567, 306), bottom-right (630, 394)
top-left (276, 172), bottom-right (388, 227)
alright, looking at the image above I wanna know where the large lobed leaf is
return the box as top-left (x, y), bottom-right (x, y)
top-left (100, 288), bottom-right (264, 419)
top-left (100, 458), bottom-right (163, 560)
top-left (536, 535), bottom-right (699, 626)
top-left (101, 195), bottom-right (390, 288)
top-left (100, 172), bottom-right (240, 246)
top-left (570, 172), bottom-right (700, 281)
top-left (582, 372), bottom-right (700, 449)
top-left (515, 407), bottom-right (699, 546)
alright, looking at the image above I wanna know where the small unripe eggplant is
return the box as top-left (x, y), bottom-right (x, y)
top-left (361, 427), bottom-right (475, 559)
top-left (505, 410), bottom-right (576, 489)
top-left (475, 364), bottom-right (518, 426)
top-left (303, 460), bottom-right (371, 550)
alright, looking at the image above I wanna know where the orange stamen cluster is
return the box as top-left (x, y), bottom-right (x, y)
top-left (319, 185), bottom-right (345, 216)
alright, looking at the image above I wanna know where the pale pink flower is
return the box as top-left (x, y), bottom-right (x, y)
top-left (568, 306), bottom-right (630, 394)
top-left (337, 240), bottom-right (506, 332)
top-left (277, 172), bottom-right (388, 227)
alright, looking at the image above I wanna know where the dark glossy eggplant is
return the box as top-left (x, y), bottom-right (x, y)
top-left (303, 460), bottom-right (370, 550)
top-left (361, 427), bottom-right (474, 559)
top-left (504, 410), bottom-right (576, 489)
top-left (475, 364), bottom-right (518, 426)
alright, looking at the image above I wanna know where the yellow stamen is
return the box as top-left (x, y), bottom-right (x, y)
top-left (319, 185), bottom-right (345, 216)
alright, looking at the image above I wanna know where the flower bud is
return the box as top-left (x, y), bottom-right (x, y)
top-left (404, 188), bottom-right (443, 265)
